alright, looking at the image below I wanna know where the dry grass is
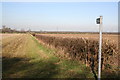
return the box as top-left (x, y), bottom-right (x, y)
top-left (2, 34), bottom-right (27, 58)
top-left (2, 33), bottom-right (94, 79)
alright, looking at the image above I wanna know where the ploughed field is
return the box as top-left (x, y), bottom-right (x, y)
top-left (37, 33), bottom-right (119, 47)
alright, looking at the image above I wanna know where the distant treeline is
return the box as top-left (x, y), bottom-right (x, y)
top-left (33, 31), bottom-right (119, 34)
top-left (1, 26), bottom-right (28, 33)
top-left (1, 26), bottom-right (119, 34)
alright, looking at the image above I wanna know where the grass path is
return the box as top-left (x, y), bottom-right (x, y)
top-left (2, 34), bottom-right (94, 79)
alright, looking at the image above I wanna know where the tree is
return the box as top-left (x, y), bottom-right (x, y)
top-left (2, 25), bottom-right (17, 33)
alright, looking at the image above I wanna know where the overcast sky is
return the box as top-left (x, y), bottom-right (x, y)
top-left (1, 2), bottom-right (118, 32)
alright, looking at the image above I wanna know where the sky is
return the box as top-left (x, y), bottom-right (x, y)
top-left (1, 2), bottom-right (118, 32)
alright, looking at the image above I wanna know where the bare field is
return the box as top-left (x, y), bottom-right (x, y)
top-left (38, 33), bottom-right (119, 47)
top-left (1, 34), bottom-right (22, 40)
top-left (38, 33), bottom-right (118, 40)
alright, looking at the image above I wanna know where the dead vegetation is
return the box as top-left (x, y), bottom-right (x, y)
top-left (35, 34), bottom-right (118, 74)
top-left (2, 34), bottom-right (28, 58)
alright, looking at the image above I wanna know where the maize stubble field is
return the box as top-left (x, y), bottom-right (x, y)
top-left (1, 33), bottom-right (119, 79)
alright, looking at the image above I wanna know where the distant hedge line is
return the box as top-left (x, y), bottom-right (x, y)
top-left (35, 34), bottom-right (118, 71)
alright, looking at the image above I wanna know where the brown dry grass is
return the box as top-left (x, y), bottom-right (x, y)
top-left (2, 34), bottom-right (27, 58)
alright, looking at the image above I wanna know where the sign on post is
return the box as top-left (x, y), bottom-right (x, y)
top-left (96, 18), bottom-right (100, 24)
top-left (96, 16), bottom-right (103, 80)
